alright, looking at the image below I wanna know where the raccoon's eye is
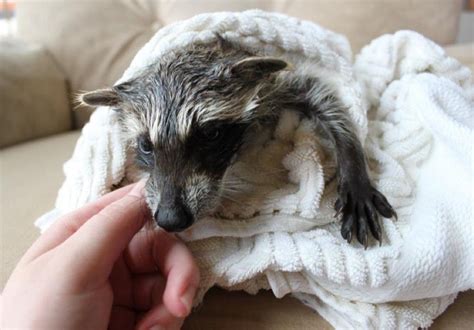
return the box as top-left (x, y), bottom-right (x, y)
top-left (138, 136), bottom-right (153, 155)
top-left (204, 128), bottom-right (222, 141)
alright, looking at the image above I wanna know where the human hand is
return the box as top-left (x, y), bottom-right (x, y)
top-left (1, 182), bottom-right (200, 330)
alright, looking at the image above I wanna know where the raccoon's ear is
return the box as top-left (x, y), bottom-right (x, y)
top-left (230, 57), bottom-right (288, 81)
top-left (78, 88), bottom-right (122, 107)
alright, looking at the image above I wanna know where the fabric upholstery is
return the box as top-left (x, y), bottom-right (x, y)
top-left (0, 38), bottom-right (71, 147)
top-left (445, 43), bottom-right (474, 72)
top-left (16, 0), bottom-right (463, 126)
top-left (0, 131), bottom-right (79, 285)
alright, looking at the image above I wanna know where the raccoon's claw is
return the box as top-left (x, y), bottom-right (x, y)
top-left (340, 211), bottom-right (354, 243)
top-left (372, 189), bottom-right (398, 221)
top-left (334, 195), bottom-right (345, 218)
top-left (335, 184), bottom-right (396, 247)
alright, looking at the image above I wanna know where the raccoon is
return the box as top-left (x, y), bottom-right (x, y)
top-left (80, 36), bottom-right (396, 247)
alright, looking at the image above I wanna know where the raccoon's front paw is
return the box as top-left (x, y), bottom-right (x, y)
top-left (335, 182), bottom-right (397, 248)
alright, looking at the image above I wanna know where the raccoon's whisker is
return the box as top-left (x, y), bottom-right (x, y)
top-left (221, 183), bottom-right (252, 190)
top-left (219, 194), bottom-right (250, 206)
top-left (220, 186), bottom-right (256, 195)
top-left (220, 190), bottom-right (252, 199)
top-left (227, 167), bottom-right (288, 177)
top-left (221, 178), bottom-right (249, 184)
top-left (255, 168), bottom-right (288, 175)
top-left (221, 183), bottom-right (254, 191)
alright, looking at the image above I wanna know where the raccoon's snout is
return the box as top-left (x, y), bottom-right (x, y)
top-left (154, 204), bottom-right (194, 232)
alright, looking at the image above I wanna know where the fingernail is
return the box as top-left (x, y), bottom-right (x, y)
top-left (148, 325), bottom-right (164, 330)
top-left (129, 180), bottom-right (146, 197)
top-left (180, 285), bottom-right (196, 316)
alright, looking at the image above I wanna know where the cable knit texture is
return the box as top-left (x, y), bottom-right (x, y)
top-left (35, 10), bottom-right (473, 330)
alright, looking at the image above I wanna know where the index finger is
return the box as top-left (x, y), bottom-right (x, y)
top-left (60, 183), bottom-right (151, 280)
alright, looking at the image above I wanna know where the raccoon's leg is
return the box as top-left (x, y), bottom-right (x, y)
top-left (300, 85), bottom-right (397, 247)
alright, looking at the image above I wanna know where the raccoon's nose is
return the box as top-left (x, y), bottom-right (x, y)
top-left (154, 205), bottom-right (193, 232)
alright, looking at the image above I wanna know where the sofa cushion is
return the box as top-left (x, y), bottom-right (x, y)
top-left (0, 130), bottom-right (79, 286)
top-left (17, 0), bottom-right (463, 126)
top-left (445, 43), bottom-right (474, 72)
top-left (0, 38), bottom-right (72, 148)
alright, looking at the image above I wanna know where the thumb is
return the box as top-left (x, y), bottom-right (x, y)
top-left (61, 182), bottom-right (150, 280)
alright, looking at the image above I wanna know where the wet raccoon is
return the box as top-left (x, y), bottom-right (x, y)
top-left (80, 36), bottom-right (396, 247)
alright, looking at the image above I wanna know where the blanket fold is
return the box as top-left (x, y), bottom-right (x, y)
top-left (35, 10), bottom-right (473, 330)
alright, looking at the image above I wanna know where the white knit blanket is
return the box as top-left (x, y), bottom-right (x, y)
top-left (36, 10), bottom-right (474, 329)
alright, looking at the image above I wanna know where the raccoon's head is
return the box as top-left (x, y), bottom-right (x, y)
top-left (80, 39), bottom-right (288, 232)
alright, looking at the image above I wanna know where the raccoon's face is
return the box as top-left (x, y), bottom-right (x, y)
top-left (133, 118), bottom-right (249, 232)
top-left (80, 41), bottom-right (287, 232)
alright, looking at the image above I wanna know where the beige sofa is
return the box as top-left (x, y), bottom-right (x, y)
top-left (1, 1), bottom-right (473, 328)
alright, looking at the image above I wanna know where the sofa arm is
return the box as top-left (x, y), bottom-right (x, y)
top-left (0, 38), bottom-right (72, 148)
top-left (445, 43), bottom-right (474, 72)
